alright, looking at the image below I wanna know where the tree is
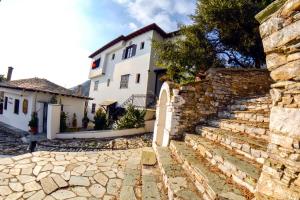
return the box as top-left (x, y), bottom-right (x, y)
top-left (154, 0), bottom-right (273, 83)
top-left (94, 108), bottom-right (107, 130)
top-left (0, 75), bottom-right (6, 82)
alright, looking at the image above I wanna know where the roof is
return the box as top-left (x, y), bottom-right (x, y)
top-left (89, 23), bottom-right (178, 58)
top-left (0, 78), bottom-right (92, 100)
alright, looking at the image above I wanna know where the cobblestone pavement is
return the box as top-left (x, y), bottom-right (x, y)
top-left (0, 149), bottom-right (150, 200)
top-left (0, 121), bottom-right (152, 155)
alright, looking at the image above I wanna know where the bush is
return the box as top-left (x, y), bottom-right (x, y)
top-left (28, 112), bottom-right (38, 128)
top-left (60, 111), bottom-right (68, 132)
top-left (82, 111), bottom-right (89, 129)
top-left (115, 104), bottom-right (146, 130)
top-left (94, 108), bottom-right (107, 130)
top-left (72, 113), bottom-right (77, 128)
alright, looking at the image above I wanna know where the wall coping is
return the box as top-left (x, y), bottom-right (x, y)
top-left (255, 0), bottom-right (287, 23)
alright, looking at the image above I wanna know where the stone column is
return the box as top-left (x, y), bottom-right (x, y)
top-left (255, 0), bottom-right (300, 199)
top-left (47, 104), bottom-right (61, 140)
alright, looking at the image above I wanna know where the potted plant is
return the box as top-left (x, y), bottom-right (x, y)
top-left (28, 112), bottom-right (38, 134)
top-left (82, 111), bottom-right (89, 129)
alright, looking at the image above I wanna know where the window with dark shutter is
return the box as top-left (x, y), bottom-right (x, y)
top-left (14, 99), bottom-right (20, 114)
top-left (136, 73), bottom-right (141, 83)
top-left (107, 79), bottom-right (110, 87)
top-left (91, 103), bottom-right (96, 114)
top-left (140, 42), bottom-right (145, 49)
top-left (4, 97), bottom-right (8, 110)
top-left (123, 44), bottom-right (137, 59)
top-left (120, 74), bottom-right (130, 89)
top-left (112, 54), bottom-right (115, 60)
top-left (91, 58), bottom-right (101, 69)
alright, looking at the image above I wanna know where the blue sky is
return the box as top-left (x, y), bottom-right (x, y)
top-left (0, 0), bottom-right (196, 87)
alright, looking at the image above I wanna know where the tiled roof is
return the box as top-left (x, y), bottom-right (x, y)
top-left (0, 78), bottom-right (91, 100)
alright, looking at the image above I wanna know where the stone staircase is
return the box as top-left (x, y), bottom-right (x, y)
top-left (154, 95), bottom-right (271, 200)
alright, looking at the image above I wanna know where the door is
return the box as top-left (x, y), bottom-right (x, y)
top-left (42, 103), bottom-right (48, 133)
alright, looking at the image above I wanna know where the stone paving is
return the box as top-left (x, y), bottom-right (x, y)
top-left (0, 149), bottom-right (146, 200)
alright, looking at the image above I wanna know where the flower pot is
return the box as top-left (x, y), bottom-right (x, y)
top-left (29, 127), bottom-right (38, 135)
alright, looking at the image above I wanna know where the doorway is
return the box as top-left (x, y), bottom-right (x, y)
top-left (42, 103), bottom-right (48, 133)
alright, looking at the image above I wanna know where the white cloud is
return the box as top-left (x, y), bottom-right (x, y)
top-left (0, 0), bottom-right (93, 88)
top-left (113, 0), bottom-right (195, 32)
top-left (129, 22), bottom-right (138, 31)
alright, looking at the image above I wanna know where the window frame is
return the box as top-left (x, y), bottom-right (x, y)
top-left (112, 53), bottom-right (115, 60)
top-left (140, 41), bottom-right (145, 49)
top-left (91, 103), bottom-right (96, 114)
top-left (14, 99), bottom-right (20, 114)
top-left (136, 73), bottom-right (141, 84)
top-left (107, 79), bottom-right (110, 87)
top-left (94, 80), bottom-right (99, 91)
top-left (120, 74), bottom-right (130, 89)
top-left (4, 96), bottom-right (8, 110)
top-left (91, 58), bottom-right (101, 69)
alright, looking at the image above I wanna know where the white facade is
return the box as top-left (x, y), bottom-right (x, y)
top-left (88, 25), bottom-right (169, 117)
top-left (0, 88), bottom-right (87, 133)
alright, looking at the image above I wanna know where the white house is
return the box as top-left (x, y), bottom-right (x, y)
top-left (88, 23), bottom-right (177, 117)
top-left (0, 77), bottom-right (91, 133)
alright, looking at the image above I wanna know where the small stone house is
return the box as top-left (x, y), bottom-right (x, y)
top-left (0, 78), bottom-right (91, 133)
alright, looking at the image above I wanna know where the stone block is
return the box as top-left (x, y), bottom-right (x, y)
top-left (270, 106), bottom-right (300, 137)
top-left (281, 0), bottom-right (300, 17)
top-left (141, 148), bottom-right (157, 166)
top-left (270, 60), bottom-right (300, 81)
top-left (266, 52), bottom-right (287, 70)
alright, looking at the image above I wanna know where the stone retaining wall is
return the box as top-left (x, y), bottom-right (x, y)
top-left (170, 68), bottom-right (272, 139)
top-left (255, 0), bottom-right (300, 199)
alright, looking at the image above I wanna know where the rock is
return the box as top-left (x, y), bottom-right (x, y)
top-left (37, 171), bottom-right (50, 181)
top-left (41, 164), bottom-right (54, 172)
top-left (33, 166), bottom-right (42, 176)
top-left (0, 172), bottom-right (13, 179)
top-left (24, 181), bottom-right (42, 192)
top-left (0, 185), bottom-right (12, 196)
top-left (40, 177), bottom-right (59, 194)
top-left (120, 186), bottom-right (137, 200)
top-left (17, 175), bottom-right (36, 184)
top-left (0, 158), bottom-right (14, 165)
top-left (107, 179), bottom-right (122, 195)
top-left (104, 171), bottom-right (116, 179)
top-left (281, 0), bottom-right (300, 17)
top-left (51, 189), bottom-right (76, 200)
top-left (61, 171), bottom-right (71, 181)
top-left (270, 60), bottom-right (300, 81)
top-left (88, 184), bottom-right (106, 198)
top-left (72, 186), bottom-right (91, 197)
top-left (9, 182), bottom-right (23, 192)
top-left (69, 176), bottom-right (90, 187)
top-left (27, 190), bottom-right (46, 200)
top-left (52, 175), bottom-right (68, 188)
top-left (93, 173), bottom-right (109, 186)
top-left (266, 53), bottom-right (287, 70)
top-left (5, 192), bottom-right (24, 200)
top-left (52, 166), bottom-right (65, 174)
top-left (141, 148), bottom-right (157, 165)
top-left (73, 165), bottom-right (87, 174)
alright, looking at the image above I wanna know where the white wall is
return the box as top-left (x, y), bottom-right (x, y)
top-left (0, 88), bottom-right (87, 132)
top-left (0, 89), bottom-right (34, 131)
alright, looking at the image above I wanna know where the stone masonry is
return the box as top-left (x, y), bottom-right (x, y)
top-left (255, 0), bottom-right (300, 199)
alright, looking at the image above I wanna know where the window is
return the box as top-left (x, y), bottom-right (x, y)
top-left (94, 81), bottom-right (99, 91)
top-left (91, 58), bottom-right (101, 69)
top-left (4, 97), bottom-right (8, 110)
top-left (22, 99), bottom-right (28, 114)
top-left (107, 79), bottom-right (110, 87)
top-left (140, 42), bottom-right (145, 49)
top-left (136, 73), bottom-right (141, 83)
top-left (14, 99), bottom-right (20, 114)
top-left (91, 103), bottom-right (96, 114)
top-left (120, 74), bottom-right (129, 89)
top-left (112, 54), bottom-right (115, 60)
top-left (122, 45), bottom-right (137, 59)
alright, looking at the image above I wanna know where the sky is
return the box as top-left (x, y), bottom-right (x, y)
top-left (0, 0), bottom-right (196, 88)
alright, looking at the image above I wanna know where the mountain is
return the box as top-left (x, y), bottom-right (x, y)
top-left (70, 80), bottom-right (91, 97)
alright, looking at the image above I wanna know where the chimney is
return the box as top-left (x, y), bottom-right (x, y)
top-left (77, 85), bottom-right (83, 96)
top-left (7, 67), bottom-right (13, 81)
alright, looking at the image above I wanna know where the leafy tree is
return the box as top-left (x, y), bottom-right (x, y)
top-left (94, 108), bottom-right (107, 130)
top-left (115, 104), bottom-right (146, 130)
top-left (0, 75), bottom-right (6, 82)
top-left (154, 0), bottom-right (273, 83)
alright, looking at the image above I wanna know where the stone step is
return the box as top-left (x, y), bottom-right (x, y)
top-left (233, 96), bottom-right (271, 105)
top-left (185, 134), bottom-right (263, 193)
top-left (196, 126), bottom-right (268, 164)
top-left (207, 119), bottom-right (270, 140)
top-left (169, 141), bottom-right (252, 200)
top-left (227, 102), bottom-right (271, 112)
top-left (218, 109), bottom-right (270, 123)
top-left (154, 146), bottom-right (203, 200)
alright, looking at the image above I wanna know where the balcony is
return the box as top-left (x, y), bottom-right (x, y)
top-left (89, 67), bottom-right (104, 79)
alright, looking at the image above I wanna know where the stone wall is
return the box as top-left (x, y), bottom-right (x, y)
top-left (255, 0), bottom-right (300, 199)
top-left (169, 68), bottom-right (272, 139)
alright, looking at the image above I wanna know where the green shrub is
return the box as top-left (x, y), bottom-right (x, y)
top-left (72, 113), bottom-right (77, 128)
top-left (28, 112), bottom-right (38, 128)
top-left (60, 111), bottom-right (68, 132)
top-left (115, 104), bottom-right (146, 130)
top-left (94, 108), bottom-right (107, 130)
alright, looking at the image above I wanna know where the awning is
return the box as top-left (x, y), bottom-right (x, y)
top-left (99, 100), bottom-right (117, 106)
